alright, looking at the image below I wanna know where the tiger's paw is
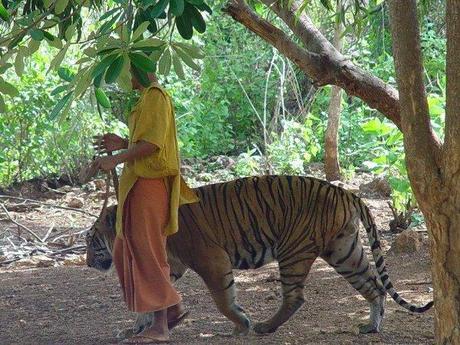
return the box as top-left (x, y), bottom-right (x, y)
top-left (253, 322), bottom-right (277, 334)
top-left (358, 323), bottom-right (380, 334)
top-left (232, 323), bottom-right (250, 336)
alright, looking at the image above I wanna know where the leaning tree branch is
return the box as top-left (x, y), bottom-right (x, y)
top-left (223, 0), bottom-right (333, 86)
top-left (258, 0), bottom-right (405, 130)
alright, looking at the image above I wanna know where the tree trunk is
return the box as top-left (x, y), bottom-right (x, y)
top-left (427, 207), bottom-right (460, 345)
top-left (389, 1), bottom-right (460, 343)
top-left (324, 6), bottom-right (344, 182)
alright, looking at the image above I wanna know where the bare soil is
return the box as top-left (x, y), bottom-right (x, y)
top-left (0, 175), bottom-right (434, 345)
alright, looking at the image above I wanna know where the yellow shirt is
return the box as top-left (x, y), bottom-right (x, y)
top-left (116, 83), bottom-right (199, 237)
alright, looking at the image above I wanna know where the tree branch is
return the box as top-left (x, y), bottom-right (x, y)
top-left (224, 0), bottom-right (403, 130)
top-left (260, 0), bottom-right (404, 129)
top-left (388, 0), bottom-right (442, 200)
top-left (444, 0), bottom-right (460, 180)
top-left (223, 0), bottom-right (333, 86)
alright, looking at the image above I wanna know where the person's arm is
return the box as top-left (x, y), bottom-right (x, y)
top-left (93, 140), bottom-right (156, 172)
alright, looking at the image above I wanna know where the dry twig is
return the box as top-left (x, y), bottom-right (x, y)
top-left (0, 203), bottom-right (44, 243)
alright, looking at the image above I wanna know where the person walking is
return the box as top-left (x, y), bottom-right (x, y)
top-left (93, 72), bottom-right (198, 343)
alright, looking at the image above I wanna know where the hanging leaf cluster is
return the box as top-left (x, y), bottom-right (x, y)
top-left (0, 0), bottom-right (211, 117)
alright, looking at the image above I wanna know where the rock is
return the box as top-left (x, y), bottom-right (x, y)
top-left (330, 180), bottom-right (360, 193)
top-left (93, 179), bottom-right (106, 191)
top-left (359, 176), bottom-right (391, 197)
top-left (62, 254), bottom-right (86, 266)
top-left (197, 173), bottom-right (214, 182)
top-left (215, 156), bottom-right (236, 169)
top-left (67, 197), bottom-right (84, 208)
top-left (390, 230), bottom-right (424, 254)
top-left (59, 185), bottom-right (73, 193)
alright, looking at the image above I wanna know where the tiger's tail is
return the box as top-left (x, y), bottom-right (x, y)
top-left (353, 196), bottom-right (433, 313)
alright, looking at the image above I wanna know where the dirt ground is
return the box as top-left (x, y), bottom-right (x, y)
top-left (0, 175), bottom-right (434, 345)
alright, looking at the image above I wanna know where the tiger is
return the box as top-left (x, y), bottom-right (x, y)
top-left (86, 175), bottom-right (433, 336)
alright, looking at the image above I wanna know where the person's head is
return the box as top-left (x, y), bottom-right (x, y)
top-left (130, 65), bottom-right (158, 90)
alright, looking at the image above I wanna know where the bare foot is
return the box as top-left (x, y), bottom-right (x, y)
top-left (122, 327), bottom-right (169, 344)
top-left (166, 303), bottom-right (189, 330)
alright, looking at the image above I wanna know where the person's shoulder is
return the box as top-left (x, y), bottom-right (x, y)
top-left (144, 83), bottom-right (170, 100)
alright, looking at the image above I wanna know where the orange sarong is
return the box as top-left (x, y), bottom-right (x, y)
top-left (113, 177), bottom-right (181, 313)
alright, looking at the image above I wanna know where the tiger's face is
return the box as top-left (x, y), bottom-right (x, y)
top-left (86, 205), bottom-right (117, 271)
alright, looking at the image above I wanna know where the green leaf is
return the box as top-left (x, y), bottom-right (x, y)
top-left (118, 54), bottom-right (132, 91)
top-left (105, 55), bottom-right (125, 84)
top-left (132, 38), bottom-right (165, 49)
top-left (58, 67), bottom-right (74, 82)
top-left (55, 0), bottom-right (70, 14)
top-left (93, 72), bottom-right (104, 88)
top-left (0, 3), bottom-right (9, 21)
top-left (74, 68), bottom-right (92, 98)
top-left (150, 0), bottom-right (169, 18)
top-left (0, 94), bottom-right (6, 112)
top-left (150, 45), bottom-right (166, 61)
top-left (174, 42), bottom-right (204, 58)
top-left (65, 23), bottom-right (76, 41)
top-left (30, 29), bottom-right (45, 41)
top-left (129, 52), bottom-right (156, 72)
top-left (48, 42), bottom-right (70, 73)
top-left (132, 21), bottom-right (150, 42)
top-left (173, 45), bottom-right (200, 71)
top-left (158, 48), bottom-right (171, 75)
top-left (49, 92), bottom-right (73, 120)
top-left (100, 7), bottom-right (122, 21)
top-left (175, 15), bottom-right (193, 39)
top-left (91, 53), bottom-right (118, 78)
top-left (28, 37), bottom-right (41, 55)
top-left (95, 88), bottom-right (111, 108)
top-left (14, 50), bottom-right (25, 76)
top-left (51, 84), bottom-right (68, 96)
top-left (43, 0), bottom-right (53, 9)
top-left (0, 78), bottom-right (19, 97)
top-left (0, 63), bottom-right (12, 74)
top-left (185, 0), bottom-right (204, 5)
top-left (172, 50), bottom-right (185, 79)
top-left (170, 0), bottom-right (185, 16)
top-left (83, 47), bottom-right (97, 57)
top-left (195, 2), bottom-right (212, 14)
top-left (188, 4), bottom-right (206, 33)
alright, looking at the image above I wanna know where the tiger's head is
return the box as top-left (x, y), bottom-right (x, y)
top-left (86, 204), bottom-right (117, 271)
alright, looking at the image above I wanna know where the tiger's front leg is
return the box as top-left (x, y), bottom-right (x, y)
top-left (196, 252), bottom-right (251, 336)
top-left (253, 257), bottom-right (316, 334)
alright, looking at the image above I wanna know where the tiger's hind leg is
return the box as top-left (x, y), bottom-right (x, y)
top-left (321, 220), bottom-right (386, 333)
top-left (253, 257), bottom-right (316, 334)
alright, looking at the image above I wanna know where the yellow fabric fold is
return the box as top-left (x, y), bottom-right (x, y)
top-left (116, 83), bottom-right (199, 237)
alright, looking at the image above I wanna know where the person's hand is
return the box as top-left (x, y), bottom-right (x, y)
top-left (93, 133), bottom-right (127, 154)
top-left (92, 155), bottom-right (119, 172)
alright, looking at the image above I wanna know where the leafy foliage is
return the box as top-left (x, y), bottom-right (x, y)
top-left (0, 0), bottom-right (211, 117)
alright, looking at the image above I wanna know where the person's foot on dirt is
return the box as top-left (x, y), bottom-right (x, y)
top-left (121, 326), bottom-right (169, 344)
top-left (167, 303), bottom-right (189, 330)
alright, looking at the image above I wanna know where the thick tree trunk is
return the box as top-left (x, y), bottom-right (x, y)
top-left (325, 7), bottom-right (344, 182)
top-left (427, 208), bottom-right (460, 345)
top-left (389, 1), bottom-right (460, 343)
